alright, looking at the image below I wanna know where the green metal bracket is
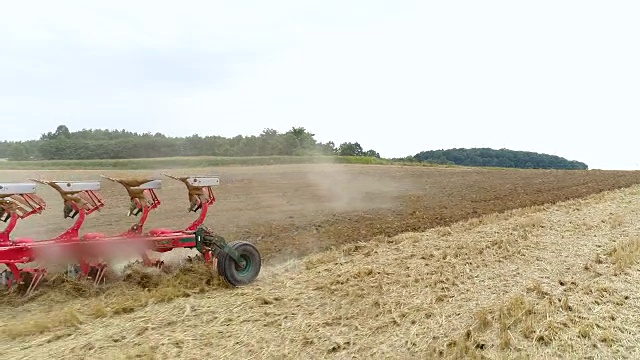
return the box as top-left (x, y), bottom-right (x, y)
top-left (194, 227), bottom-right (246, 266)
top-left (221, 242), bottom-right (246, 267)
top-left (194, 227), bottom-right (206, 254)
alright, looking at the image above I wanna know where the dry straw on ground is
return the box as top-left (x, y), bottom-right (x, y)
top-left (2, 186), bottom-right (640, 359)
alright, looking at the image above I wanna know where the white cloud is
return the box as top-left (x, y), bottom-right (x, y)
top-left (0, 1), bottom-right (638, 169)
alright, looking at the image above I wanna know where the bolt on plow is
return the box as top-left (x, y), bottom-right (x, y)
top-left (0, 174), bottom-right (261, 296)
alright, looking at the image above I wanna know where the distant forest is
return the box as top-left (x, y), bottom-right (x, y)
top-left (0, 125), bottom-right (379, 160)
top-left (411, 148), bottom-right (588, 170)
top-left (0, 125), bottom-right (588, 170)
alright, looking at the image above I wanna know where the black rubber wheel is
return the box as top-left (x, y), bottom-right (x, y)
top-left (217, 241), bottom-right (261, 286)
top-left (216, 251), bottom-right (227, 277)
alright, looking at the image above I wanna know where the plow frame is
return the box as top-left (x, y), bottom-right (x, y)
top-left (0, 174), bottom-right (261, 295)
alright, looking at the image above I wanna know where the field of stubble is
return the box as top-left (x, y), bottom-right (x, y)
top-left (2, 164), bottom-right (640, 358)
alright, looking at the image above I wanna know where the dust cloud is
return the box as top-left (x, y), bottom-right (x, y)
top-left (300, 161), bottom-right (416, 213)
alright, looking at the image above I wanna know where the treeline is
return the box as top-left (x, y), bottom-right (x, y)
top-left (0, 125), bottom-right (380, 161)
top-left (0, 125), bottom-right (591, 170)
top-left (410, 148), bottom-right (588, 170)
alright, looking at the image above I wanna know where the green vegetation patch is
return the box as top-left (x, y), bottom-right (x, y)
top-left (0, 155), bottom-right (390, 170)
top-left (412, 148), bottom-right (588, 170)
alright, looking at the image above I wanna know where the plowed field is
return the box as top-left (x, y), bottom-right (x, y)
top-left (2, 165), bottom-right (640, 358)
top-left (5, 164), bottom-right (640, 264)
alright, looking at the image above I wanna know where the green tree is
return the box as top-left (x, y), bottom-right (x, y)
top-left (413, 148), bottom-right (588, 170)
top-left (8, 143), bottom-right (29, 161)
top-left (9, 125), bottom-right (383, 161)
top-left (364, 149), bottom-right (380, 158)
top-left (338, 142), bottom-right (364, 156)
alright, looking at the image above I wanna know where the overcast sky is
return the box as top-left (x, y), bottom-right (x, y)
top-left (1, 1), bottom-right (638, 169)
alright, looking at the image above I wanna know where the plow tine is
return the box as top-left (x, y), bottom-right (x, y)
top-left (94, 267), bottom-right (106, 286)
top-left (28, 178), bottom-right (49, 185)
top-left (25, 271), bottom-right (45, 297)
top-left (161, 173), bottom-right (181, 181)
top-left (31, 273), bottom-right (44, 295)
top-left (25, 280), bottom-right (35, 297)
top-left (99, 175), bottom-right (119, 183)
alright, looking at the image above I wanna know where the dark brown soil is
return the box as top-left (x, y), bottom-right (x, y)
top-left (4, 164), bottom-right (640, 265)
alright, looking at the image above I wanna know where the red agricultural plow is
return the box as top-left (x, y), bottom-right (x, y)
top-left (0, 174), bottom-right (261, 295)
